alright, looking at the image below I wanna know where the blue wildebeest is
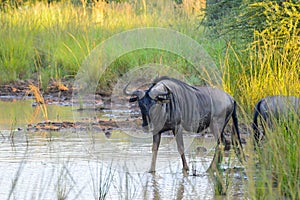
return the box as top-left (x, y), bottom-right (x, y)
top-left (252, 95), bottom-right (300, 145)
top-left (124, 76), bottom-right (245, 173)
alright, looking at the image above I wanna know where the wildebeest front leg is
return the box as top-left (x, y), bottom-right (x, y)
top-left (174, 126), bottom-right (189, 171)
top-left (149, 133), bottom-right (162, 173)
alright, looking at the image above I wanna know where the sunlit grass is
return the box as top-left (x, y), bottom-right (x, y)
top-left (0, 0), bottom-right (205, 86)
top-left (222, 42), bottom-right (300, 113)
top-left (222, 1), bottom-right (300, 113)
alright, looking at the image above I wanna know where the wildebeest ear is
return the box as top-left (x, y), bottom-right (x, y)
top-left (129, 97), bottom-right (138, 102)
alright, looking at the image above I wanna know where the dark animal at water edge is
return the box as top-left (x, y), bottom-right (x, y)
top-left (123, 76), bottom-right (245, 173)
top-left (252, 95), bottom-right (300, 145)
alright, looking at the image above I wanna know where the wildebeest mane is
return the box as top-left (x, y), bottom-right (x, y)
top-left (151, 76), bottom-right (199, 92)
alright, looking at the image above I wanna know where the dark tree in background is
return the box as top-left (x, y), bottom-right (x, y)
top-left (205, 0), bottom-right (242, 27)
top-left (204, 0), bottom-right (300, 43)
top-left (204, 0), bottom-right (244, 38)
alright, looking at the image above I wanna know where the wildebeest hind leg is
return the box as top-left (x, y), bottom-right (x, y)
top-left (207, 145), bottom-right (222, 173)
top-left (207, 121), bottom-right (224, 172)
top-left (231, 122), bottom-right (245, 163)
top-left (149, 133), bottom-right (162, 173)
top-left (231, 131), bottom-right (244, 163)
top-left (174, 126), bottom-right (189, 172)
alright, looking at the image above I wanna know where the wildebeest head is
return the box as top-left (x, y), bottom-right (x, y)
top-left (123, 82), bottom-right (170, 131)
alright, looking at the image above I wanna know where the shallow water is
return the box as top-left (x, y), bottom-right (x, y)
top-left (0, 99), bottom-right (76, 130)
top-left (0, 99), bottom-right (246, 199)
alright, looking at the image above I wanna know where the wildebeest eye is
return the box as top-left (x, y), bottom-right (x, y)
top-left (129, 97), bottom-right (138, 102)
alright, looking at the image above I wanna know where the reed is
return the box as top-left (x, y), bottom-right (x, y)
top-left (27, 84), bottom-right (48, 121)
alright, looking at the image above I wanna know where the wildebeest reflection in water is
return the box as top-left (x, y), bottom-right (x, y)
top-left (124, 76), bottom-right (245, 173)
top-left (252, 95), bottom-right (300, 145)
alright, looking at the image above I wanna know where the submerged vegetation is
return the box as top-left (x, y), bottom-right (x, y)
top-left (0, 0), bottom-right (299, 199)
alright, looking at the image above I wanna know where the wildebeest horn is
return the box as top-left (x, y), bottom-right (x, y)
top-left (149, 88), bottom-right (169, 99)
top-left (123, 83), bottom-right (145, 99)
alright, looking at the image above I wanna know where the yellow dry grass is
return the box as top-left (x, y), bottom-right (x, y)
top-left (27, 84), bottom-right (48, 121)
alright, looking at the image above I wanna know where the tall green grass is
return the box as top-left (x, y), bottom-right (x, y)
top-left (0, 0), bottom-right (205, 87)
top-left (249, 117), bottom-right (299, 199)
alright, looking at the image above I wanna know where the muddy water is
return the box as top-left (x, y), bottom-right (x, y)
top-left (0, 99), bottom-right (246, 199)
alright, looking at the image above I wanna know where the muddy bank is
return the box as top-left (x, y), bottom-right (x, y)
top-left (0, 79), bottom-right (110, 105)
top-left (0, 79), bottom-right (72, 98)
top-left (26, 119), bottom-right (137, 133)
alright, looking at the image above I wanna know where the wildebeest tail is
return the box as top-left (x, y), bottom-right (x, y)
top-left (231, 100), bottom-right (245, 162)
top-left (252, 99), bottom-right (262, 145)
